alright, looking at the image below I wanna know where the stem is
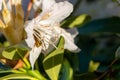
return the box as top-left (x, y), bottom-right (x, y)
top-left (28, 70), bottom-right (46, 80)
top-left (95, 59), bottom-right (118, 80)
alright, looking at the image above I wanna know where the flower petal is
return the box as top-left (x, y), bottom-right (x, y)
top-left (38, 1), bottom-right (73, 26)
top-left (66, 28), bottom-right (79, 38)
top-left (33, 0), bottom-right (42, 10)
top-left (61, 28), bottom-right (81, 53)
top-left (29, 46), bottom-right (42, 70)
top-left (48, 1), bottom-right (73, 23)
top-left (42, 0), bottom-right (56, 12)
top-left (25, 20), bottom-right (35, 48)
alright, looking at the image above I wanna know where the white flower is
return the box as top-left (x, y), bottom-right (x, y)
top-left (25, 0), bottom-right (80, 69)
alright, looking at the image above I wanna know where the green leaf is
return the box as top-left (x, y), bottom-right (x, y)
top-left (78, 17), bottom-right (120, 34)
top-left (76, 35), bottom-right (97, 73)
top-left (43, 37), bottom-right (65, 80)
top-left (2, 44), bottom-right (29, 60)
top-left (0, 74), bottom-right (38, 80)
top-left (62, 14), bottom-right (91, 28)
top-left (60, 58), bottom-right (73, 80)
top-left (0, 70), bottom-right (12, 73)
top-left (115, 46), bottom-right (120, 59)
top-left (88, 60), bottom-right (100, 72)
top-left (28, 70), bottom-right (46, 80)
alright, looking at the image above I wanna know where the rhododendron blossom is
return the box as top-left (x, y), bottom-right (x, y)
top-left (25, 0), bottom-right (80, 69)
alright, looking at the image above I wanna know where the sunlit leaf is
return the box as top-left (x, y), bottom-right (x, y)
top-left (62, 14), bottom-right (91, 28)
top-left (0, 74), bottom-right (38, 80)
top-left (28, 70), bottom-right (46, 80)
top-left (88, 60), bottom-right (100, 72)
top-left (3, 41), bottom-right (10, 47)
top-left (0, 69), bottom-right (12, 77)
top-left (2, 44), bottom-right (29, 60)
top-left (43, 37), bottom-right (65, 80)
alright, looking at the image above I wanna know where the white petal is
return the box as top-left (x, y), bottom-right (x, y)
top-left (33, 0), bottom-right (42, 10)
top-left (42, 0), bottom-right (55, 12)
top-left (61, 28), bottom-right (81, 53)
top-left (29, 46), bottom-right (42, 70)
top-left (25, 37), bottom-right (35, 48)
top-left (48, 1), bottom-right (73, 23)
top-left (38, 1), bottom-right (73, 26)
top-left (66, 28), bottom-right (79, 38)
top-left (25, 20), bottom-right (35, 48)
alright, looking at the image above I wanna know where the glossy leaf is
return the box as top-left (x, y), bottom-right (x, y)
top-left (0, 74), bottom-right (38, 80)
top-left (28, 70), bottom-right (46, 80)
top-left (60, 58), bottom-right (73, 80)
top-left (43, 37), bottom-right (65, 80)
top-left (62, 14), bottom-right (91, 28)
top-left (76, 35), bottom-right (97, 73)
top-left (88, 60), bottom-right (100, 72)
top-left (78, 17), bottom-right (120, 34)
top-left (2, 44), bottom-right (29, 60)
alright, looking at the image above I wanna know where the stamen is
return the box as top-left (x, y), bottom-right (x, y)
top-left (35, 26), bottom-right (58, 42)
top-left (33, 28), bottom-right (46, 48)
top-left (33, 26), bottom-right (58, 50)
top-left (33, 34), bottom-right (41, 47)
